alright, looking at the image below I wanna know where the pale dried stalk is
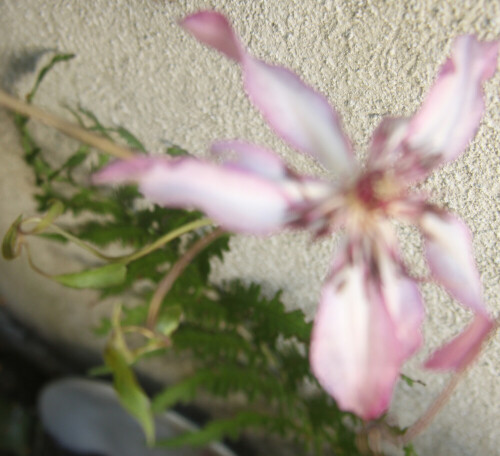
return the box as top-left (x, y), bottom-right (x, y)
top-left (399, 320), bottom-right (498, 446)
top-left (0, 89), bottom-right (134, 159)
top-left (146, 228), bottom-right (225, 329)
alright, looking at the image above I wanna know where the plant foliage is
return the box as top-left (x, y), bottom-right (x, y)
top-left (1, 52), bottom-right (418, 456)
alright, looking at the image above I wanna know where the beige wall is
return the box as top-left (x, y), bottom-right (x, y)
top-left (1, 1), bottom-right (499, 455)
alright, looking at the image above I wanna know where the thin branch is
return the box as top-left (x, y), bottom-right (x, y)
top-left (400, 320), bottom-right (498, 446)
top-left (399, 370), bottom-right (465, 445)
top-left (0, 89), bottom-right (135, 159)
top-left (146, 228), bottom-right (225, 329)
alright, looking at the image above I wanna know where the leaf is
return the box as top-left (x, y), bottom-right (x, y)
top-left (76, 221), bottom-right (146, 247)
top-left (64, 148), bottom-right (89, 168)
top-left (35, 232), bottom-right (68, 243)
top-left (49, 146), bottom-right (89, 180)
top-left (2, 215), bottom-right (23, 260)
top-left (53, 263), bottom-right (126, 289)
top-left (152, 373), bottom-right (206, 413)
top-left (193, 233), bottom-right (230, 280)
top-left (30, 200), bottom-right (64, 234)
top-left (87, 364), bottom-right (111, 376)
top-left (404, 443), bottom-right (419, 456)
top-left (166, 145), bottom-right (189, 157)
top-left (152, 366), bottom-right (288, 414)
top-left (78, 107), bottom-right (112, 138)
top-left (155, 411), bottom-right (270, 448)
top-left (104, 343), bottom-right (155, 445)
top-left (26, 53), bottom-right (75, 103)
top-left (156, 306), bottom-right (182, 336)
top-left (114, 127), bottom-right (146, 152)
top-left (400, 374), bottom-right (425, 388)
top-left (172, 327), bottom-right (252, 361)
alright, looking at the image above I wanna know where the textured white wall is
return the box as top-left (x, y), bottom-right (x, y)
top-left (0, 1), bottom-right (499, 455)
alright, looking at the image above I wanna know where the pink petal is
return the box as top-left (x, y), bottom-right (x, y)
top-left (182, 11), bottom-right (355, 175)
top-left (405, 36), bottom-right (499, 175)
top-left (310, 238), bottom-right (423, 420)
top-left (210, 140), bottom-right (287, 179)
top-left (180, 11), bottom-right (243, 62)
top-left (420, 210), bottom-right (483, 313)
top-left (368, 36), bottom-right (499, 183)
top-left (425, 313), bottom-right (496, 371)
top-left (368, 117), bottom-right (409, 168)
top-left (93, 156), bottom-right (308, 234)
top-left (242, 57), bottom-right (355, 174)
top-left (368, 117), bottom-right (426, 182)
top-left (377, 244), bottom-right (425, 359)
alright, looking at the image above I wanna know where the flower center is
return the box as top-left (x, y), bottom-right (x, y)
top-left (342, 170), bottom-right (402, 234)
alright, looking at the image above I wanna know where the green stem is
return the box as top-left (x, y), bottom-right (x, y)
top-left (24, 244), bottom-right (52, 279)
top-left (25, 217), bottom-right (112, 261)
top-left (25, 216), bottom-right (213, 264)
top-left (122, 325), bottom-right (157, 339)
top-left (114, 218), bottom-right (213, 264)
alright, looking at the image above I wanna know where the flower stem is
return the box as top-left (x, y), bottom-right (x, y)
top-left (146, 227), bottom-right (225, 329)
top-left (0, 89), bottom-right (134, 160)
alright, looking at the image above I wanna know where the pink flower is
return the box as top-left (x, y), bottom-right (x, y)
top-left (94, 12), bottom-right (498, 420)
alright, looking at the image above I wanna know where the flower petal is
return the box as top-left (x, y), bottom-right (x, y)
top-left (405, 36), bottom-right (499, 175)
top-left (242, 57), bottom-right (355, 174)
top-left (368, 36), bottom-right (499, 182)
top-left (420, 209), bottom-right (483, 313)
top-left (310, 237), bottom-right (423, 420)
top-left (210, 140), bottom-right (287, 179)
top-left (376, 241), bottom-right (425, 359)
top-left (425, 313), bottom-right (496, 371)
top-left (182, 11), bottom-right (355, 175)
top-left (93, 156), bottom-right (308, 234)
top-left (180, 11), bottom-right (244, 62)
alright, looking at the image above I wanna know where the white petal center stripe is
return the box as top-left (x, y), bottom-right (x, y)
top-left (243, 57), bottom-right (355, 175)
top-left (311, 253), bottom-right (402, 419)
top-left (420, 211), bottom-right (483, 312)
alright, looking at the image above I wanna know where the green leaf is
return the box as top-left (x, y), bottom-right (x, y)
top-left (30, 200), bottom-right (64, 234)
top-left (152, 374), bottom-right (204, 413)
top-left (64, 148), bottom-right (89, 168)
top-left (404, 443), bottom-right (419, 456)
top-left (78, 107), bottom-right (112, 138)
top-left (166, 145), bottom-right (189, 157)
top-left (49, 146), bottom-right (89, 180)
top-left (156, 306), bottom-right (182, 337)
top-left (76, 221), bottom-right (146, 248)
top-left (87, 364), bottom-right (111, 376)
top-left (400, 374), bottom-right (425, 388)
top-left (152, 366), bottom-right (287, 414)
top-left (2, 216), bottom-right (23, 260)
top-left (26, 53), bottom-right (75, 103)
top-left (114, 127), bottom-right (146, 152)
top-left (155, 411), bottom-right (270, 448)
top-left (104, 344), bottom-right (155, 445)
top-left (53, 263), bottom-right (126, 289)
top-left (35, 232), bottom-right (68, 243)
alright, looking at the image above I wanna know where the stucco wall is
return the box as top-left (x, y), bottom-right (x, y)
top-left (0, 1), bottom-right (499, 455)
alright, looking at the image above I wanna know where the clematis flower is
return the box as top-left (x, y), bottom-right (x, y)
top-left (94, 12), bottom-right (498, 420)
